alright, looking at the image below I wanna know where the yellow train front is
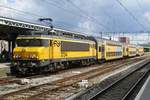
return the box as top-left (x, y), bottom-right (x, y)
top-left (11, 31), bottom-right (96, 75)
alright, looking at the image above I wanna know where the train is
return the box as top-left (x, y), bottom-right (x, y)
top-left (10, 29), bottom-right (144, 75)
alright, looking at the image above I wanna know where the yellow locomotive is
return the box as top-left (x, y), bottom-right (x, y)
top-left (11, 29), bottom-right (144, 75)
top-left (11, 30), bottom-right (96, 75)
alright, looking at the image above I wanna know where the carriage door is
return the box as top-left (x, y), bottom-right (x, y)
top-left (101, 45), bottom-right (105, 59)
top-left (92, 44), bottom-right (95, 56)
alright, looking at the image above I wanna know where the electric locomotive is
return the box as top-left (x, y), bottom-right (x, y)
top-left (11, 29), bottom-right (96, 75)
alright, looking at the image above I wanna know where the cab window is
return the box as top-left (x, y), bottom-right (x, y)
top-left (16, 39), bottom-right (49, 47)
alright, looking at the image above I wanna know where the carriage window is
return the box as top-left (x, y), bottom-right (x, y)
top-left (16, 39), bottom-right (49, 47)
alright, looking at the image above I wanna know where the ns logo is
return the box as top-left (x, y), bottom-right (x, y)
top-left (53, 40), bottom-right (61, 47)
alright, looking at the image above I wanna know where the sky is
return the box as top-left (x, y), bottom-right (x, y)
top-left (0, 0), bottom-right (150, 44)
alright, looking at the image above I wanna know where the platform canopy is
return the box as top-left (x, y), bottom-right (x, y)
top-left (0, 16), bottom-right (50, 40)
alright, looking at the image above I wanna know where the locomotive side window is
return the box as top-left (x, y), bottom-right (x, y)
top-left (61, 41), bottom-right (89, 51)
top-left (16, 39), bottom-right (49, 47)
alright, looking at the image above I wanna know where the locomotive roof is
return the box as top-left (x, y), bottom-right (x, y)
top-left (19, 29), bottom-right (93, 41)
top-left (18, 29), bottom-right (142, 47)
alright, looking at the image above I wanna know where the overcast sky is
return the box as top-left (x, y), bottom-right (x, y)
top-left (0, 0), bottom-right (150, 44)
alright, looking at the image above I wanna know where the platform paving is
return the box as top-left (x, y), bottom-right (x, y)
top-left (0, 63), bottom-right (10, 77)
top-left (135, 75), bottom-right (150, 100)
top-left (0, 63), bottom-right (10, 68)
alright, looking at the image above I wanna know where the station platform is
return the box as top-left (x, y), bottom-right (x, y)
top-left (0, 63), bottom-right (10, 68)
top-left (0, 63), bottom-right (10, 77)
top-left (135, 75), bottom-right (150, 100)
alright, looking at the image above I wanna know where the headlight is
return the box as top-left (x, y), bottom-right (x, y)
top-left (29, 54), bottom-right (37, 59)
top-left (14, 54), bottom-right (21, 59)
top-left (13, 62), bottom-right (19, 66)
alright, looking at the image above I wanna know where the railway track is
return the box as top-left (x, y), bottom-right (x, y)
top-left (91, 62), bottom-right (150, 100)
top-left (0, 55), bottom-right (146, 86)
top-left (121, 66), bottom-right (150, 100)
top-left (80, 59), bottom-right (150, 100)
top-left (0, 61), bottom-right (114, 86)
top-left (0, 56), bottom-right (146, 100)
top-left (0, 77), bottom-right (18, 85)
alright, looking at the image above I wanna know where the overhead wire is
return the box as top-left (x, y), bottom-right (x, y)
top-left (65, 0), bottom-right (110, 31)
top-left (135, 0), bottom-right (150, 25)
top-left (42, 0), bottom-right (110, 31)
top-left (64, 0), bottom-right (119, 38)
top-left (37, 0), bottom-right (108, 34)
top-left (136, 0), bottom-right (143, 12)
top-left (115, 0), bottom-right (146, 30)
top-left (54, 20), bottom-right (102, 34)
top-left (0, 5), bottom-right (39, 21)
top-left (0, 3), bottom-right (105, 36)
top-left (1, 0), bottom-right (146, 39)
top-left (135, 0), bottom-right (150, 41)
top-left (116, 0), bottom-right (150, 42)
top-left (0, 5), bottom-right (44, 18)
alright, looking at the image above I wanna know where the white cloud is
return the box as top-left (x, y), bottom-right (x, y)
top-left (143, 12), bottom-right (150, 22)
top-left (0, 0), bottom-right (42, 20)
top-left (0, 0), bottom-right (149, 44)
top-left (78, 17), bottom-right (95, 35)
top-left (0, 0), bottom-right (7, 4)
